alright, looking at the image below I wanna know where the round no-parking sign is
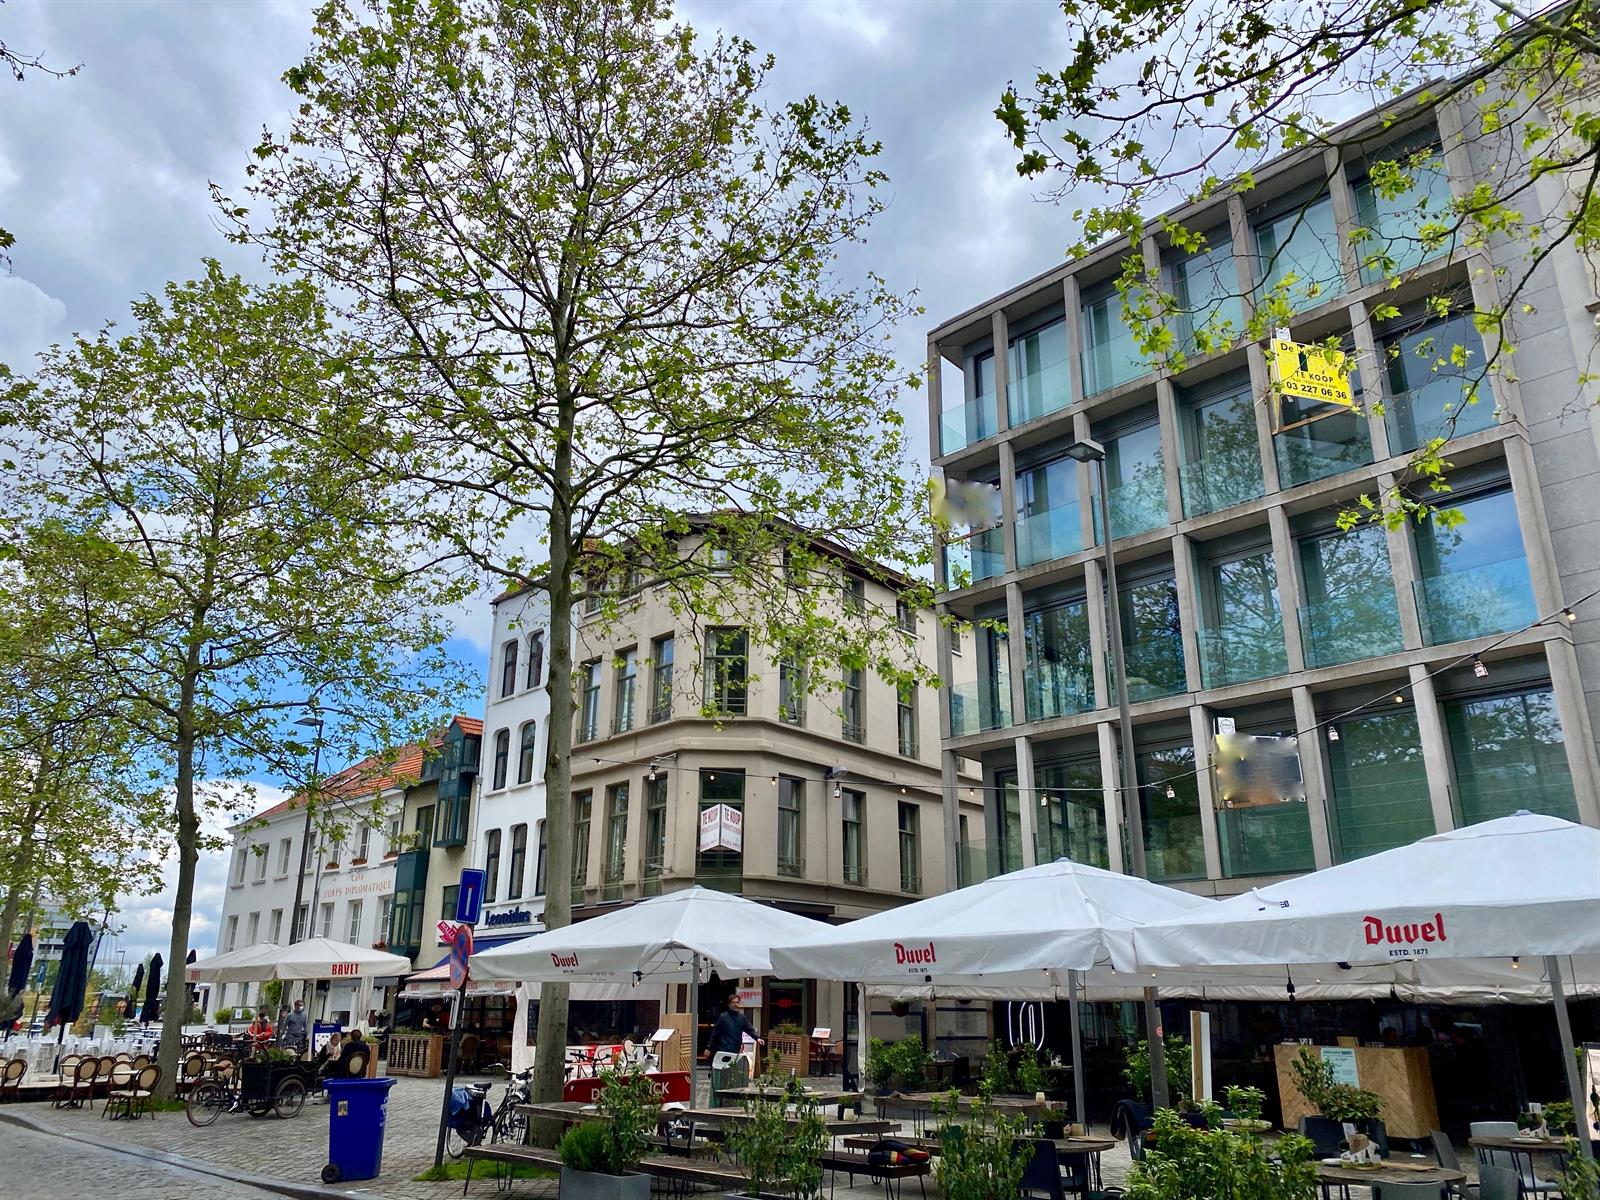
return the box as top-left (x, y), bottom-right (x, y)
top-left (449, 924), bottom-right (473, 989)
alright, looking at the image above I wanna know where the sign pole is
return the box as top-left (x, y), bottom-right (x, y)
top-left (432, 918), bottom-right (475, 1169)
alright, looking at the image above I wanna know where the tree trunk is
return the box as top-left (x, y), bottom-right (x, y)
top-left (531, 385), bottom-right (577, 1130)
top-left (0, 756), bottom-right (49, 1022)
top-left (155, 725), bottom-right (199, 1100)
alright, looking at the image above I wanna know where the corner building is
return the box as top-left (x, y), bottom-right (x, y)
top-left (926, 86), bottom-right (1600, 1124)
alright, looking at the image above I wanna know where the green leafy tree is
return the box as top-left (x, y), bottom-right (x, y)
top-left (0, 263), bottom-right (468, 1094)
top-left (996, 0), bottom-right (1600, 530)
top-left (226, 0), bottom-right (928, 1109)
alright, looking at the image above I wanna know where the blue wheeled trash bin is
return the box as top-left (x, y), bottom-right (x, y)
top-left (321, 1077), bottom-right (398, 1183)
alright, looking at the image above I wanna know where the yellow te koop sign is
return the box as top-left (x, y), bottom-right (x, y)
top-left (1270, 337), bottom-right (1353, 407)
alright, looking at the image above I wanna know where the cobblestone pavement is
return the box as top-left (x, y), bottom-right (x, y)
top-left (0, 1071), bottom-right (1144, 1199)
top-left (1, 1118), bottom-right (291, 1199)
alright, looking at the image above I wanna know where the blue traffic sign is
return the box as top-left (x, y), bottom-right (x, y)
top-left (449, 925), bottom-right (473, 990)
top-left (456, 867), bottom-right (485, 925)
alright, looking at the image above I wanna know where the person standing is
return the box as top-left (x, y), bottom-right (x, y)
top-left (281, 999), bottom-right (308, 1054)
top-left (247, 1009), bottom-right (276, 1057)
top-left (709, 995), bottom-right (763, 1058)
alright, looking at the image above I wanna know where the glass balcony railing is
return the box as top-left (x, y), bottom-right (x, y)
top-left (1090, 478), bottom-right (1170, 542)
top-left (1197, 625), bottom-right (1288, 688)
top-left (940, 393), bottom-right (997, 455)
top-left (1414, 556), bottom-right (1538, 645)
top-left (942, 526), bottom-right (1006, 589)
top-left (1081, 331), bottom-right (1151, 396)
top-left (1024, 662), bottom-right (1095, 721)
top-left (948, 680), bottom-right (1012, 735)
top-left (1276, 417), bottom-right (1373, 488)
top-left (1110, 639), bottom-right (1187, 701)
top-left (1016, 500), bottom-right (1083, 567)
top-left (1383, 382), bottom-right (1497, 455)
top-left (1007, 359), bottom-right (1072, 427)
top-left (1298, 590), bottom-right (1404, 667)
top-left (1178, 447), bottom-right (1265, 518)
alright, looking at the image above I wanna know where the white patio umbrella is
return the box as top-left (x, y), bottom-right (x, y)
top-left (185, 942), bottom-right (288, 985)
top-left (258, 936), bottom-right (413, 981)
top-left (473, 886), bottom-right (830, 1086)
top-left (769, 858), bottom-right (1218, 1118)
top-left (1132, 813), bottom-right (1600, 1159)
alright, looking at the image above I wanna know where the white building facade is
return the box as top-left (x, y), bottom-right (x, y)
top-left (469, 585), bottom-right (554, 945)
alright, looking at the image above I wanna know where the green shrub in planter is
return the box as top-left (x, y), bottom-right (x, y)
top-left (1125, 1035), bottom-right (1193, 1105)
top-left (1222, 1085), bottom-right (1267, 1124)
top-left (559, 1123), bottom-right (611, 1173)
top-left (1015, 1050), bottom-right (1047, 1096)
top-left (1128, 1110), bottom-right (1318, 1200)
top-left (213, 1007), bottom-right (235, 1026)
top-left (934, 1091), bottom-right (1032, 1200)
top-left (981, 1041), bottom-right (1015, 1094)
top-left (728, 1081), bottom-right (826, 1199)
top-left (556, 1069), bottom-right (660, 1200)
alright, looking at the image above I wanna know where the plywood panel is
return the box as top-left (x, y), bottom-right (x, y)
top-left (1273, 1044), bottom-right (1440, 1140)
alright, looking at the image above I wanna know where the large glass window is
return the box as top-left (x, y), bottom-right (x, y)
top-left (604, 784), bottom-right (629, 892)
top-left (517, 721), bottom-right (538, 784)
top-left (500, 640), bottom-right (518, 698)
top-left (1080, 280), bottom-right (1150, 395)
top-left (1352, 136), bottom-right (1455, 284)
top-left (1381, 311), bottom-right (1493, 452)
top-left (1327, 708), bottom-right (1433, 860)
top-left (1446, 686), bottom-right (1576, 824)
top-left (896, 682), bottom-right (918, 756)
top-left (777, 777), bottom-right (804, 876)
top-left (650, 634), bottom-right (674, 722)
top-left (1298, 522), bottom-right (1404, 666)
top-left (1017, 454), bottom-right (1083, 567)
top-left (1100, 421), bottom-right (1168, 540)
top-left (703, 627), bottom-right (748, 716)
top-left (951, 624), bottom-right (1013, 736)
top-left (898, 802), bottom-right (922, 893)
top-left (643, 777), bottom-right (667, 880)
top-left (841, 788), bottom-right (864, 884)
top-left (508, 824), bottom-right (527, 900)
top-left (1119, 575), bottom-right (1186, 700)
top-left (842, 666), bottom-right (865, 743)
top-left (1024, 598), bottom-right (1093, 720)
top-left (613, 647), bottom-right (637, 734)
top-left (778, 654), bottom-right (806, 724)
top-left (1169, 229), bottom-right (1243, 355)
top-left (572, 791), bottom-right (592, 887)
top-left (1036, 758), bottom-right (1109, 867)
top-left (1007, 315), bottom-right (1071, 426)
top-left (1178, 375), bottom-right (1263, 517)
top-left (526, 630), bottom-right (545, 689)
top-left (697, 769), bottom-right (745, 887)
top-left (1253, 187), bottom-right (1344, 312)
top-left (491, 728), bottom-right (510, 790)
top-left (1214, 727), bottom-right (1315, 878)
top-left (1275, 356), bottom-right (1371, 488)
top-left (578, 660), bottom-right (601, 742)
top-left (1198, 548), bottom-right (1286, 688)
top-left (941, 351), bottom-right (998, 454)
top-left (483, 829), bottom-right (501, 904)
top-left (1413, 486), bottom-right (1536, 643)
top-left (1136, 745), bottom-right (1205, 881)
top-left (534, 821), bottom-right (547, 895)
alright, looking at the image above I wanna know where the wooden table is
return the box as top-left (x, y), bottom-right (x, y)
top-left (1470, 1135), bottom-right (1572, 1155)
top-left (715, 1085), bottom-right (862, 1106)
top-left (518, 1101), bottom-right (894, 1138)
top-left (1316, 1162), bottom-right (1463, 1198)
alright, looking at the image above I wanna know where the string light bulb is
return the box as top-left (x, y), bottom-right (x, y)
top-left (1327, 727), bottom-right (1340, 743)
top-left (1511, 956), bottom-right (1520, 970)
top-left (1564, 607), bottom-right (1577, 623)
top-left (1394, 693), bottom-right (1406, 704)
top-left (1472, 656), bottom-right (1489, 678)
top-left (1165, 785), bottom-right (1176, 799)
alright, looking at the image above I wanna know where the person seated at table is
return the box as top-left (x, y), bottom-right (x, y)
top-left (337, 1029), bottom-right (370, 1075)
top-left (247, 1009), bottom-right (275, 1056)
top-left (316, 1031), bottom-right (345, 1078)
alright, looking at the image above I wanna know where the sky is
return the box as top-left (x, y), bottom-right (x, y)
top-left (0, 0), bottom-right (1081, 965)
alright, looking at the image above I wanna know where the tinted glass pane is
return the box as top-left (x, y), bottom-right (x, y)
top-left (1024, 599), bottom-right (1093, 720)
top-left (1102, 423), bottom-right (1167, 538)
top-left (1200, 550), bottom-right (1286, 687)
top-left (1353, 146), bottom-right (1454, 284)
top-left (1008, 317), bottom-right (1072, 426)
top-left (1180, 380), bottom-right (1263, 517)
top-left (1327, 709), bottom-right (1433, 860)
top-left (1119, 576), bottom-right (1185, 700)
top-left (1413, 489), bottom-right (1536, 643)
top-left (1382, 312), bottom-right (1493, 452)
top-left (1037, 758), bottom-right (1109, 868)
top-left (1297, 523), bottom-right (1404, 665)
top-left (1171, 232), bottom-right (1244, 355)
top-left (1137, 744), bottom-right (1205, 881)
top-left (1446, 687), bottom-right (1577, 824)
top-left (1017, 456), bottom-right (1083, 566)
top-left (1081, 286), bottom-right (1151, 394)
top-left (1254, 191), bottom-right (1344, 311)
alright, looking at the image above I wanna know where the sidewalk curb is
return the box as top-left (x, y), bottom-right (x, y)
top-left (0, 1107), bottom-right (390, 1200)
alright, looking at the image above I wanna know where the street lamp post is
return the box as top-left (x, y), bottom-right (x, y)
top-left (1065, 437), bottom-right (1168, 1109)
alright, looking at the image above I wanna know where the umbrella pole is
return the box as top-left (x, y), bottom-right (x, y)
top-left (1068, 970), bottom-right (1087, 1127)
top-left (1546, 955), bottom-right (1595, 1163)
top-left (52, 1021), bottom-right (64, 1075)
top-left (688, 952), bottom-right (701, 1107)
top-left (1144, 987), bottom-right (1169, 1110)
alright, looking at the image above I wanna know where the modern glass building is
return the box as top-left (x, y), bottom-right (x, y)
top-left (927, 98), bottom-right (1600, 894)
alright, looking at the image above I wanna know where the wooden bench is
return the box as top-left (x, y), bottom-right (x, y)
top-left (821, 1149), bottom-right (931, 1200)
top-left (461, 1143), bottom-right (746, 1196)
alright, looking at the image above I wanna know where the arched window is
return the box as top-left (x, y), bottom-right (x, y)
top-left (492, 728), bottom-right (510, 790)
top-left (517, 721), bottom-right (538, 785)
top-left (500, 640), bottom-right (519, 698)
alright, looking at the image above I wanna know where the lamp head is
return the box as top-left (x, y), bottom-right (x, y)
top-left (1064, 438), bottom-right (1106, 464)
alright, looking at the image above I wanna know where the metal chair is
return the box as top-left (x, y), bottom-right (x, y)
top-left (0, 1058), bottom-right (25, 1103)
top-left (179, 1052), bottom-right (206, 1093)
top-left (106, 1064), bottom-right (160, 1120)
top-left (1477, 1165), bottom-right (1519, 1200)
top-left (100, 1063), bottom-right (136, 1118)
top-left (58, 1056), bottom-right (97, 1108)
top-left (1372, 1184), bottom-right (1450, 1200)
top-left (1469, 1122), bottom-right (1562, 1197)
top-left (1430, 1130), bottom-right (1477, 1199)
top-left (1020, 1139), bottom-right (1067, 1200)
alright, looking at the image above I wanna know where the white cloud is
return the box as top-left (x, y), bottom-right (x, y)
top-left (0, 276), bottom-right (67, 368)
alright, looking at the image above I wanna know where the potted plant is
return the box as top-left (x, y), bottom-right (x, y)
top-left (1126, 1109), bottom-right (1318, 1200)
top-left (1544, 1101), bottom-right (1575, 1137)
top-left (934, 1091), bottom-right (1033, 1200)
top-left (1290, 1047), bottom-right (1383, 1140)
top-left (727, 1082), bottom-right (826, 1198)
top-left (1124, 1035), bottom-right (1193, 1108)
top-left (981, 1041), bottom-right (1016, 1095)
top-left (556, 1068), bottom-right (659, 1200)
top-left (1016, 1048), bottom-right (1048, 1098)
top-left (1222, 1084), bottom-right (1271, 1133)
top-left (866, 1037), bottom-right (929, 1093)
top-left (213, 1006), bottom-right (235, 1027)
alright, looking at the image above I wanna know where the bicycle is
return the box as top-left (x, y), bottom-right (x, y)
top-left (445, 1081), bottom-right (494, 1158)
top-left (489, 1068), bottom-right (533, 1146)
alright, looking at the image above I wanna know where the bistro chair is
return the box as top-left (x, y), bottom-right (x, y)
top-left (0, 1057), bottom-right (26, 1103)
top-left (59, 1056), bottom-right (98, 1108)
top-left (95, 1056), bottom-right (117, 1089)
top-left (179, 1052), bottom-right (206, 1093)
top-left (106, 1064), bottom-right (160, 1121)
top-left (1372, 1184), bottom-right (1450, 1200)
top-left (1477, 1165), bottom-right (1519, 1200)
top-left (1430, 1130), bottom-right (1476, 1199)
top-left (1020, 1139), bottom-right (1068, 1200)
top-left (100, 1063), bottom-right (136, 1118)
top-left (129, 1053), bottom-right (152, 1072)
top-left (1470, 1122), bottom-right (1562, 1197)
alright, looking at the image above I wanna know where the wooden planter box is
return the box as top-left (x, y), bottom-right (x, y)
top-left (766, 1033), bottom-right (809, 1076)
top-left (387, 1032), bottom-right (445, 1078)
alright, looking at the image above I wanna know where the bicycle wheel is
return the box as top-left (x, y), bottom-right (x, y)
top-left (445, 1123), bottom-right (472, 1159)
top-left (186, 1081), bottom-right (227, 1127)
top-left (273, 1077), bottom-right (308, 1119)
top-left (491, 1104), bottom-right (526, 1146)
